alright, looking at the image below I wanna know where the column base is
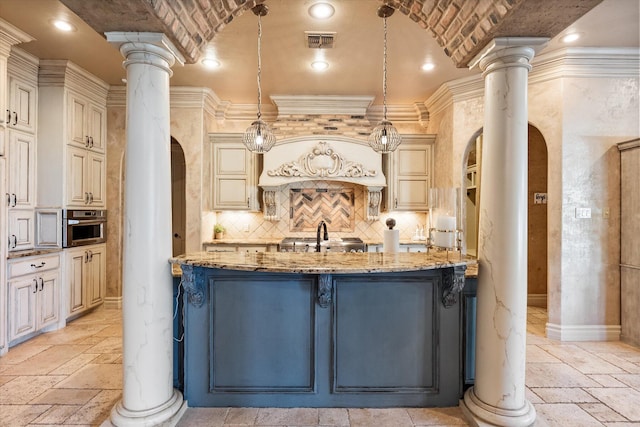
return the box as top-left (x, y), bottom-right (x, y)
top-left (102, 389), bottom-right (187, 427)
top-left (461, 387), bottom-right (536, 427)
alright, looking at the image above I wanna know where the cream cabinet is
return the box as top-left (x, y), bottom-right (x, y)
top-left (66, 243), bottom-right (106, 319)
top-left (7, 253), bottom-right (61, 344)
top-left (211, 134), bottom-right (261, 211)
top-left (383, 135), bottom-right (435, 212)
top-left (66, 145), bottom-right (105, 208)
top-left (7, 73), bottom-right (37, 134)
top-left (7, 209), bottom-right (34, 251)
top-left (7, 129), bottom-right (35, 209)
top-left (67, 91), bottom-right (106, 153)
top-left (37, 60), bottom-right (109, 209)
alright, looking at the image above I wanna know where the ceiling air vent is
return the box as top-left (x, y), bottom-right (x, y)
top-left (305, 31), bottom-right (336, 49)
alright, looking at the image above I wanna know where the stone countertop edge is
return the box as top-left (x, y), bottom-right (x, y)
top-left (170, 251), bottom-right (477, 275)
top-left (8, 247), bottom-right (64, 259)
top-left (202, 238), bottom-right (282, 245)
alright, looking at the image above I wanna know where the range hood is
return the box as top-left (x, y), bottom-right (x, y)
top-left (258, 135), bottom-right (386, 221)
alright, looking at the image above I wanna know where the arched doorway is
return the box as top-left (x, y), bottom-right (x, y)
top-left (171, 138), bottom-right (186, 256)
top-left (462, 124), bottom-right (549, 306)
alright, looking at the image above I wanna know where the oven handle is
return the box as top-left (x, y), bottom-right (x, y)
top-left (66, 220), bottom-right (105, 226)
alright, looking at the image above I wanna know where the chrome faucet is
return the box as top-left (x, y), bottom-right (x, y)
top-left (316, 220), bottom-right (329, 252)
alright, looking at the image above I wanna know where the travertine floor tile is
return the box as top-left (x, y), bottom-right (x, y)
top-left (53, 363), bottom-right (122, 389)
top-left (525, 387), bottom-right (544, 404)
top-left (534, 403), bottom-right (604, 426)
top-left (526, 345), bottom-right (562, 363)
top-left (612, 373), bottom-right (640, 389)
top-left (526, 363), bottom-right (601, 388)
top-left (84, 337), bottom-right (123, 354)
top-left (226, 407), bottom-right (258, 424)
top-left (30, 387), bottom-right (101, 405)
top-left (596, 353), bottom-right (640, 373)
top-left (176, 407), bottom-right (228, 426)
top-left (539, 345), bottom-right (625, 374)
top-left (531, 387), bottom-right (599, 403)
top-left (406, 407), bottom-right (468, 425)
top-left (588, 374), bottom-right (629, 388)
top-left (579, 403), bottom-right (628, 422)
top-left (0, 374), bottom-right (17, 386)
top-left (256, 408), bottom-right (319, 426)
top-left (0, 375), bottom-right (66, 404)
top-left (348, 408), bottom-right (413, 427)
top-left (63, 389), bottom-right (121, 425)
top-left (1, 345), bottom-right (91, 376)
top-left (319, 408), bottom-right (349, 426)
top-left (586, 387), bottom-right (640, 421)
top-left (0, 344), bottom-right (51, 365)
top-left (93, 324), bottom-right (123, 337)
top-left (92, 353), bottom-right (122, 364)
top-left (31, 404), bottom-right (82, 424)
top-left (48, 353), bottom-right (99, 375)
top-left (0, 404), bottom-right (51, 426)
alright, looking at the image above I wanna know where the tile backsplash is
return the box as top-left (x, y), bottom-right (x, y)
top-left (209, 180), bottom-right (427, 242)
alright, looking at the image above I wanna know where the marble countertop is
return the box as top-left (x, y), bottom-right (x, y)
top-left (202, 238), bottom-right (282, 245)
top-left (171, 251), bottom-right (476, 274)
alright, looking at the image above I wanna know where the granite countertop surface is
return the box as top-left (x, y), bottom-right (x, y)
top-left (171, 251), bottom-right (476, 274)
top-left (202, 238), bottom-right (282, 245)
top-left (8, 248), bottom-right (64, 260)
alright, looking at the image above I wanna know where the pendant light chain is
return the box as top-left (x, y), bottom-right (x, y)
top-left (256, 13), bottom-right (263, 120)
top-left (382, 14), bottom-right (388, 121)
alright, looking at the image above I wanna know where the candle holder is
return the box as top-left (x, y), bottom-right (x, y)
top-left (427, 188), bottom-right (463, 260)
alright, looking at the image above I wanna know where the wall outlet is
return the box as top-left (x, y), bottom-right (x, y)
top-left (575, 207), bottom-right (591, 219)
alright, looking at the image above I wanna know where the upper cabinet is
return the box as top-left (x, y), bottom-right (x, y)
top-left (383, 135), bottom-right (435, 212)
top-left (7, 74), bottom-right (37, 134)
top-left (37, 60), bottom-right (109, 209)
top-left (210, 133), bottom-right (261, 211)
top-left (67, 91), bottom-right (105, 153)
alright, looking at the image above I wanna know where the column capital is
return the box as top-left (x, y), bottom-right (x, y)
top-left (469, 37), bottom-right (549, 74)
top-left (106, 32), bottom-right (185, 75)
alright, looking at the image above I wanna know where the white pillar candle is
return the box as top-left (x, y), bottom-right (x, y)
top-left (436, 215), bottom-right (456, 231)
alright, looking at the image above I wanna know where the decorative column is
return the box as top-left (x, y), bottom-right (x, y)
top-left (461, 38), bottom-right (548, 427)
top-left (105, 33), bottom-right (187, 426)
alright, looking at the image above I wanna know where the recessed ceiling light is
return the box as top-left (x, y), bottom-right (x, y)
top-left (201, 58), bottom-right (221, 69)
top-left (309, 3), bottom-right (335, 19)
top-left (311, 60), bottom-right (329, 71)
top-left (421, 62), bottom-right (435, 71)
top-left (52, 19), bottom-right (76, 32)
top-left (561, 33), bottom-right (581, 43)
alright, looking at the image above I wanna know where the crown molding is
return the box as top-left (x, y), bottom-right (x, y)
top-left (270, 95), bottom-right (374, 116)
top-left (425, 74), bottom-right (484, 117)
top-left (530, 47), bottom-right (640, 84)
top-left (0, 18), bottom-right (33, 56)
top-left (7, 47), bottom-right (39, 77)
top-left (39, 59), bottom-right (110, 102)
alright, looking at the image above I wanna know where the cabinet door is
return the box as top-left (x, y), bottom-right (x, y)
top-left (8, 210), bottom-right (34, 251)
top-left (212, 143), bottom-right (254, 210)
top-left (8, 130), bottom-right (35, 208)
top-left (66, 145), bottom-right (89, 207)
top-left (37, 271), bottom-right (60, 329)
top-left (8, 75), bottom-right (37, 134)
top-left (391, 142), bottom-right (433, 211)
top-left (68, 93), bottom-right (89, 149)
top-left (8, 277), bottom-right (37, 341)
top-left (88, 103), bottom-right (106, 153)
top-left (87, 153), bottom-right (105, 207)
top-left (67, 248), bottom-right (87, 317)
top-left (86, 246), bottom-right (105, 308)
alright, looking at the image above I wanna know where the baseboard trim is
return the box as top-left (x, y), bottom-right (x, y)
top-left (103, 297), bottom-right (123, 309)
top-left (546, 322), bottom-right (621, 341)
top-left (527, 293), bottom-right (547, 308)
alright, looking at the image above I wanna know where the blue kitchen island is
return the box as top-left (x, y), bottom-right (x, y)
top-left (171, 251), bottom-right (476, 408)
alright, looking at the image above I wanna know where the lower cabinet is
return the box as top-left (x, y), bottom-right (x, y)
top-left (66, 243), bottom-right (106, 319)
top-left (7, 253), bottom-right (61, 344)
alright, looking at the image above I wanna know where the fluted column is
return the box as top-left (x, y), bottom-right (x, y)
top-left (461, 37), bottom-right (548, 427)
top-left (105, 33), bottom-right (187, 427)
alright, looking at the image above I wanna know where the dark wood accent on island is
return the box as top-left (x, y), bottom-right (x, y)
top-left (171, 252), bottom-right (476, 407)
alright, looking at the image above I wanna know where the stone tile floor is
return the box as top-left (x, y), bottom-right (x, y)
top-left (0, 306), bottom-right (639, 426)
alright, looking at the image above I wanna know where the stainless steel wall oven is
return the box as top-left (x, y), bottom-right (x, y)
top-left (62, 210), bottom-right (107, 248)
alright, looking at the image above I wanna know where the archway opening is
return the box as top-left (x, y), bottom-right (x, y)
top-left (171, 138), bottom-right (186, 257)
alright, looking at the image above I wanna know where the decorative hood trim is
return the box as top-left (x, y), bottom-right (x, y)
top-left (258, 136), bottom-right (386, 188)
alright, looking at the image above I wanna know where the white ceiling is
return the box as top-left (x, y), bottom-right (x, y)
top-left (0, 0), bottom-right (638, 107)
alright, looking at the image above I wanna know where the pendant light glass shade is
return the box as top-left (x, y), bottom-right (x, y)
top-left (243, 119), bottom-right (276, 152)
top-left (368, 5), bottom-right (401, 153)
top-left (243, 4), bottom-right (276, 153)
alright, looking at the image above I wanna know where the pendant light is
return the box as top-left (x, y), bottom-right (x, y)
top-left (368, 5), bottom-right (401, 153)
top-left (243, 4), bottom-right (276, 153)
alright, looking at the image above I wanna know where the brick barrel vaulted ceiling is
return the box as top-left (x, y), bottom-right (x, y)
top-left (60, 0), bottom-right (603, 68)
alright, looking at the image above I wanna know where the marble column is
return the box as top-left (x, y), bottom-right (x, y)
top-left (461, 38), bottom-right (548, 427)
top-left (105, 33), bottom-right (187, 426)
